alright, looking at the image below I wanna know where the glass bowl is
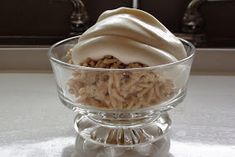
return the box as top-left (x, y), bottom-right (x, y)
top-left (48, 36), bottom-right (195, 152)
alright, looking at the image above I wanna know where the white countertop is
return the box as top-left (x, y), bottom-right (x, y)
top-left (0, 73), bottom-right (235, 157)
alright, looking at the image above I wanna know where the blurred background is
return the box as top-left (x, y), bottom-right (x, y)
top-left (0, 0), bottom-right (235, 47)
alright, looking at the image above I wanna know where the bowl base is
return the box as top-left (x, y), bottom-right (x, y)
top-left (72, 132), bottom-right (170, 157)
top-left (74, 112), bottom-right (171, 146)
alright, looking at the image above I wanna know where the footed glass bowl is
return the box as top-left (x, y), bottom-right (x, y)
top-left (48, 36), bottom-right (195, 156)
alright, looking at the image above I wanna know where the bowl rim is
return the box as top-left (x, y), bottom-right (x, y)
top-left (48, 35), bottom-right (195, 71)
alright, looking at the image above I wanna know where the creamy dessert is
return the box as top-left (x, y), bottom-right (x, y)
top-left (71, 7), bottom-right (186, 65)
top-left (67, 7), bottom-right (186, 110)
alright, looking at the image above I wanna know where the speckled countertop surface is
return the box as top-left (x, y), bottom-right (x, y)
top-left (0, 73), bottom-right (235, 157)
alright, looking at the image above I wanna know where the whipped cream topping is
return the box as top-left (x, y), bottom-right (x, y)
top-left (71, 7), bottom-right (186, 66)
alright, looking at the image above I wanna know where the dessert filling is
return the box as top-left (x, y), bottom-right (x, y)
top-left (67, 54), bottom-right (174, 109)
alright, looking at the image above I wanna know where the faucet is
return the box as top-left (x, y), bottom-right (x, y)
top-left (179, 0), bottom-right (207, 47)
top-left (182, 0), bottom-right (206, 34)
top-left (181, 0), bottom-right (233, 46)
top-left (70, 0), bottom-right (89, 36)
top-left (132, 0), bottom-right (139, 9)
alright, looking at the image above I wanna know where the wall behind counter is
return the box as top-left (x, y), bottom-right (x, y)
top-left (0, 0), bottom-right (189, 37)
top-left (0, 0), bottom-right (234, 47)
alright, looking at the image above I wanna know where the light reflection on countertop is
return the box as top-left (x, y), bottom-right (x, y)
top-left (170, 140), bottom-right (235, 157)
top-left (0, 73), bottom-right (234, 157)
top-left (0, 137), bottom-right (74, 157)
top-left (1, 136), bottom-right (234, 157)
